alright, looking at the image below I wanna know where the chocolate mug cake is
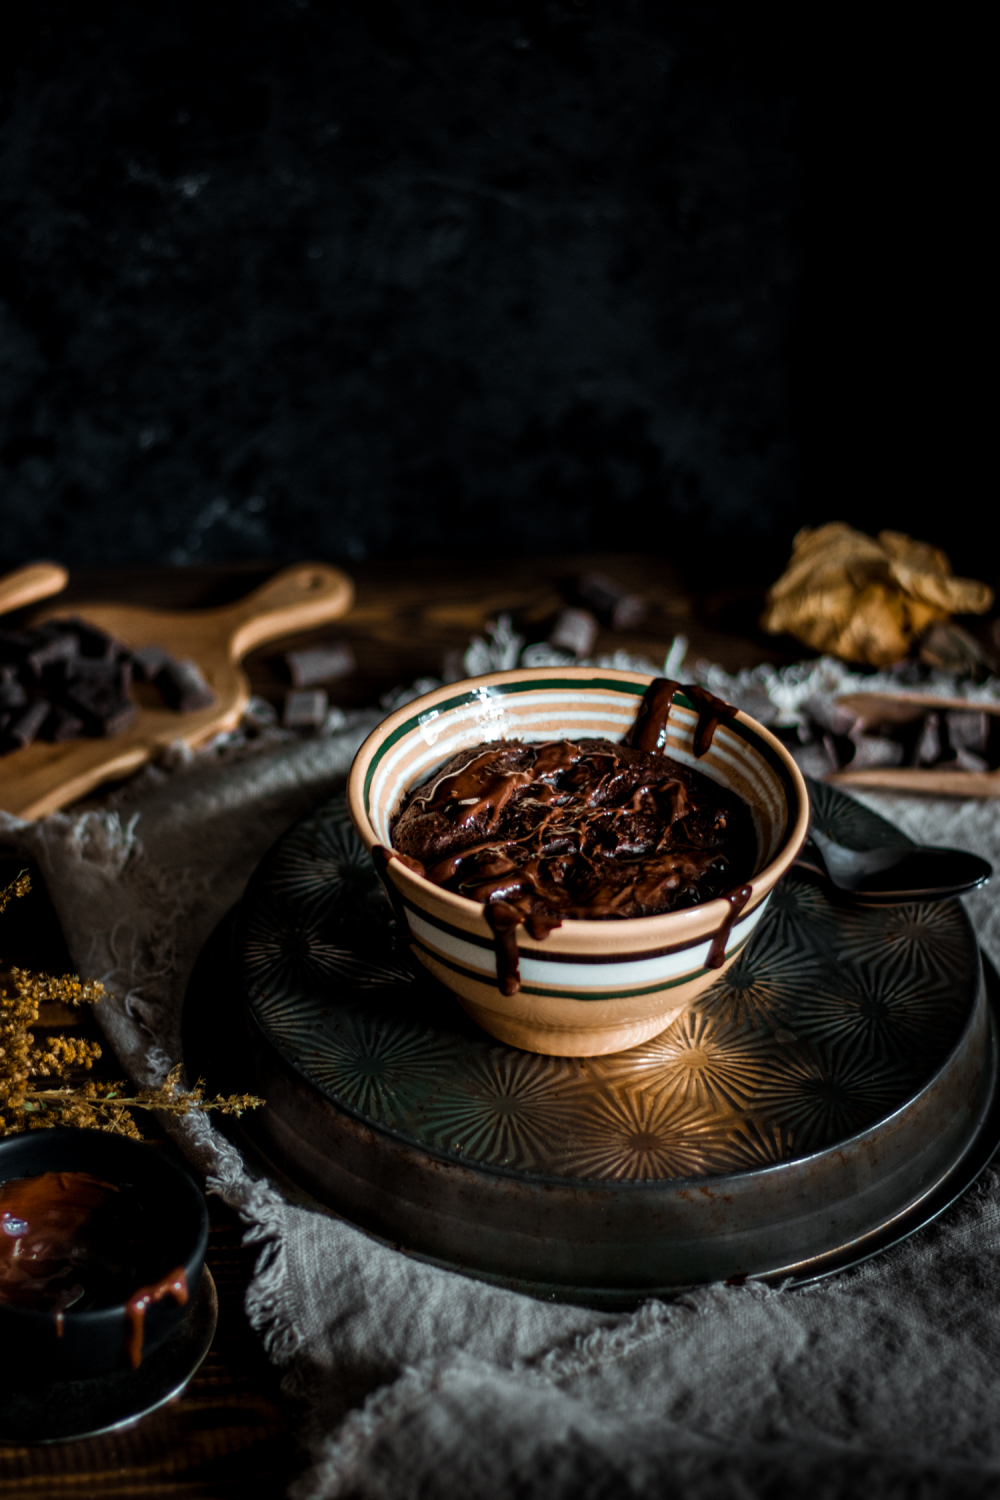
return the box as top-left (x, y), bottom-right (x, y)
top-left (388, 678), bottom-right (755, 995)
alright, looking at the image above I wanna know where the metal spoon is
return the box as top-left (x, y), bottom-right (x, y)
top-left (796, 827), bottom-right (992, 904)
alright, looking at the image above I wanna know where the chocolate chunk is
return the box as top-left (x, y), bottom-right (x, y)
top-left (63, 662), bottom-right (138, 737)
top-left (547, 608), bottom-right (598, 658)
top-left (283, 642), bottom-right (355, 688)
top-left (946, 711), bottom-right (989, 753)
top-left (153, 658), bottom-right (215, 713)
top-left (131, 644), bottom-right (175, 683)
top-left (802, 694), bottom-right (860, 739)
top-left (43, 705), bottom-right (85, 743)
top-left (53, 616), bottom-right (117, 661)
top-left (3, 698), bottom-right (51, 749)
top-left (26, 631), bottom-right (79, 681)
top-left (847, 735), bottom-right (904, 770)
top-left (577, 573), bottom-right (646, 631)
top-left (0, 677), bottom-right (28, 710)
top-left (283, 689), bottom-right (328, 728)
top-left (31, 618), bottom-right (75, 642)
top-left (954, 746), bottom-right (990, 773)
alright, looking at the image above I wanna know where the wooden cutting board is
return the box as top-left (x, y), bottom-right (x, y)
top-left (0, 561), bottom-right (354, 820)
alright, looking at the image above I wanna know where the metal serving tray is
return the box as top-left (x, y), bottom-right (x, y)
top-left (185, 781), bottom-right (998, 1307)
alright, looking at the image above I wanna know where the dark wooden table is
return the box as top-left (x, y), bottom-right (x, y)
top-left (0, 555), bottom-right (804, 1498)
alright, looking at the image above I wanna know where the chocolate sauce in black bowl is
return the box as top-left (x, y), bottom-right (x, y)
top-left (0, 1128), bottom-right (207, 1380)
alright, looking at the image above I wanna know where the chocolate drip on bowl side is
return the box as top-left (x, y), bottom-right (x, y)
top-left (125, 1267), bottom-right (188, 1369)
top-left (626, 677), bottom-right (738, 758)
top-left (706, 884), bottom-right (754, 969)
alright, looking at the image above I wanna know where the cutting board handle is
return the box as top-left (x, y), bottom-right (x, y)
top-left (220, 562), bottom-right (355, 660)
top-left (0, 561), bottom-right (69, 617)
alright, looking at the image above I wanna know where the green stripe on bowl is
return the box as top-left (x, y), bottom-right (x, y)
top-left (404, 896), bottom-right (767, 962)
top-left (415, 931), bottom-right (755, 1001)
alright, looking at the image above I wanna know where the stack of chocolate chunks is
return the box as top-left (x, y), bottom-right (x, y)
top-left (0, 618), bottom-right (214, 756)
top-left (780, 697), bottom-right (1000, 777)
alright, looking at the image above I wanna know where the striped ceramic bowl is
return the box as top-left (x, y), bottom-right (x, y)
top-left (348, 668), bottom-right (809, 1056)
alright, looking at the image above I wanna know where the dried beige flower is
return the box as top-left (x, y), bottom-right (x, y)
top-left (761, 523), bottom-right (993, 668)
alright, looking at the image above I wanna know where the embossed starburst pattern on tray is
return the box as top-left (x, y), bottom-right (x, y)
top-left (238, 790), bottom-right (980, 1183)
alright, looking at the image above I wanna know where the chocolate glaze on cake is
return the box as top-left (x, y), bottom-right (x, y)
top-left (387, 678), bottom-right (755, 995)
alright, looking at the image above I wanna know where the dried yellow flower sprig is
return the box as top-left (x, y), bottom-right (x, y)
top-left (0, 871), bottom-right (30, 916)
top-left (20, 1065), bottom-right (264, 1140)
top-left (1, 873), bottom-right (263, 1138)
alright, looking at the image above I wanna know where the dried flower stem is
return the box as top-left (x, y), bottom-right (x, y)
top-left (1, 872), bottom-right (262, 1138)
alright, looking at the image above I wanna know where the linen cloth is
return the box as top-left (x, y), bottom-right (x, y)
top-left (3, 690), bottom-right (1000, 1499)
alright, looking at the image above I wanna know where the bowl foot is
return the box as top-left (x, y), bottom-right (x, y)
top-left (454, 998), bottom-right (680, 1056)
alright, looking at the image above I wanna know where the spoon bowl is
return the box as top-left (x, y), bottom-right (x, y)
top-left (799, 828), bottom-right (992, 904)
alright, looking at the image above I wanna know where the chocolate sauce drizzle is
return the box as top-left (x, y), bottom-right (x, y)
top-left (125, 1267), bottom-right (188, 1368)
top-left (0, 1171), bottom-right (129, 1328)
top-left (627, 678), bottom-right (738, 758)
top-left (389, 678), bottom-right (753, 996)
top-left (706, 884), bottom-right (753, 968)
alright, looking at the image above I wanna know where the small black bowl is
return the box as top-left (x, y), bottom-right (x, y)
top-left (0, 1128), bottom-right (208, 1380)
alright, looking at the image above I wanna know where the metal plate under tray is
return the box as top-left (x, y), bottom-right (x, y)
top-left (184, 780), bottom-right (999, 1307)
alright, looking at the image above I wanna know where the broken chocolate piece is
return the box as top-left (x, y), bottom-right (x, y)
top-left (0, 677), bottom-right (28, 710)
top-left (63, 662), bottom-right (138, 737)
top-left (946, 710), bottom-right (988, 753)
top-left (52, 616), bottom-right (118, 661)
top-left (284, 642), bottom-right (355, 688)
top-left (283, 688), bottom-right (328, 728)
top-left (953, 746), bottom-right (990, 773)
top-left (26, 631), bottom-right (79, 681)
top-left (577, 573), bottom-right (646, 631)
top-left (43, 705), bottom-right (86, 743)
top-left (153, 659), bottom-right (215, 713)
top-left (0, 614), bottom-right (221, 757)
top-left (131, 644), bottom-right (175, 683)
top-left (4, 698), bottom-right (51, 749)
top-left (847, 735), bottom-right (904, 770)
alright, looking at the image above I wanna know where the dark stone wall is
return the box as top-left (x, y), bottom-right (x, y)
top-left (0, 4), bottom-right (982, 583)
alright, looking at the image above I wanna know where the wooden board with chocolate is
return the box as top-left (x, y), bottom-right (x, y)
top-left (0, 561), bottom-right (354, 820)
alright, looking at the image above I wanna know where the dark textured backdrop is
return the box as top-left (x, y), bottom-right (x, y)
top-left (0, 4), bottom-right (981, 582)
